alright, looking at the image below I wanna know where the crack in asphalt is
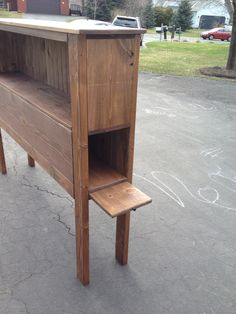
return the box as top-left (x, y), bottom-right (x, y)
top-left (20, 176), bottom-right (75, 237)
top-left (21, 175), bottom-right (73, 207)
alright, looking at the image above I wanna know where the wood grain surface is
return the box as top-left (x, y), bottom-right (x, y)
top-left (90, 182), bottom-right (152, 218)
top-left (69, 34), bottom-right (90, 285)
top-left (87, 37), bottom-right (135, 132)
top-left (0, 75), bottom-right (73, 195)
top-left (0, 18), bottom-right (146, 35)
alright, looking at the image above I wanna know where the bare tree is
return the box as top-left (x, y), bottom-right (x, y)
top-left (225, 0), bottom-right (234, 21)
top-left (225, 0), bottom-right (236, 70)
top-left (124, 0), bottom-right (149, 17)
top-left (193, 0), bottom-right (236, 71)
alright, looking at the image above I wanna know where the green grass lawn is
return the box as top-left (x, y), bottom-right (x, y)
top-left (140, 41), bottom-right (229, 77)
top-left (0, 9), bottom-right (22, 18)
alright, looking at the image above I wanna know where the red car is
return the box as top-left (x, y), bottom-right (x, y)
top-left (201, 28), bottom-right (231, 41)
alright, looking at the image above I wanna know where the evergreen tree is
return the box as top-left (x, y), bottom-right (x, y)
top-left (84, 0), bottom-right (95, 19)
top-left (154, 6), bottom-right (174, 27)
top-left (96, 0), bottom-right (111, 21)
top-left (109, 0), bottom-right (125, 9)
top-left (174, 0), bottom-right (193, 31)
top-left (142, 0), bottom-right (155, 28)
top-left (85, 0), bottom-right (111, 21)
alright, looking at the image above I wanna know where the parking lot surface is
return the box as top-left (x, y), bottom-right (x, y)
top-left (0, 73), bottom-right (236, 314)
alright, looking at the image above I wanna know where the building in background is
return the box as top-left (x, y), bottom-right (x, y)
top-left (191, 1), bottom-right (230, 28)
top-left (5, 0), bottom-right (82, 16)
top-left (3, 0), bottom-right (17, 10)
top-left (16, 0), bottom-right (69, 15)
top-left (152, 0), bottom-right (230, 28)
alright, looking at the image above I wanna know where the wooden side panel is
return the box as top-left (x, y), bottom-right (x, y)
top-left (0, 85), bottom-right (73, 195)
top-left (87, 37), bottom-right (135, 132)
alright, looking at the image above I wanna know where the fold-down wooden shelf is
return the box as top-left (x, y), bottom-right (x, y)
top-left (90, 182), bottom-right (152, 218)
top-left (0, 18), bottom-right (151, 286)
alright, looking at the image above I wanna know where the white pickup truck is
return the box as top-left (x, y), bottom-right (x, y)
top-left (112, 15), bottom-right (144, 45)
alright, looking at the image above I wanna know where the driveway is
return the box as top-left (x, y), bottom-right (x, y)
top-left (0, 74), bottom-right (236, 314)
top-left (144, 33), bottom-right (230, 45)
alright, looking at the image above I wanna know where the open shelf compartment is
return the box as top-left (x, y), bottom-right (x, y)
top-left (88, 128), bottom-right (129, 193)
top-left (0, 73), bottom-right (71, 129)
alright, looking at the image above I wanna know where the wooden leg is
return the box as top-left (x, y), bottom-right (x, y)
top-left (27, 154), bottom-right (35, 167)
top-left (115, 212), bottom-right (130, 265)
top-left (75, 196), bottom-right (89, 285)
top-left (0, 129), bottom-right (7, 175)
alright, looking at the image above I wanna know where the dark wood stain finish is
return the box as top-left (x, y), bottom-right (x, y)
top-left (0, 20), bottom-right (151, 285)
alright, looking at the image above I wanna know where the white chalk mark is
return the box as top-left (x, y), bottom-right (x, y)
top-left (143, 108), bottom-right (199, 120)
top-left (198, 187), bottom-right (219, 204)
top-left (209, 166), bottom-right (236, 193)
top-left (153, 106), bottom-right (172, 111)
top-left (148, 171), bottom-right (236, 212)
top-left (190, 103), bottom-right (214, 111)
top-left (144, 108), bottom-right (177, 118)
top-left (200, 147), bottom-right (224, 158)
top-left (134, 173), bottom-right (185, 208)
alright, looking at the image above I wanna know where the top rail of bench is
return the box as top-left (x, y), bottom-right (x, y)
top-left (0, 18), bottom-right (146, 36)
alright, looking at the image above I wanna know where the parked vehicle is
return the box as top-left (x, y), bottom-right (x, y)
top-left (201, 28), bottom-right (231, 41)
top-left (112, 15), bottom-right (143, 45)
top-left (69, 4), bottom-right (82, 16)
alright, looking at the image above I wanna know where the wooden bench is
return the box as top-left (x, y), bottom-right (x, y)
top-left (0, 18), bottom-right (152, 285)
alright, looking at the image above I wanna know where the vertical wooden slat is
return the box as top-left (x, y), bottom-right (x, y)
top-left (115, 35), bottom-right (141, 265)
top-left (0, 129), bottom-right (7, 175)
top-left (68, 34), bottom-right (89, 285)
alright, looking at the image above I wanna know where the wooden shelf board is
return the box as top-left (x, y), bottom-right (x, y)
top-left (89, 159), bottom-right (127, 193)
top-left (90, 182), bottom-right (152, 218)
top-left (0, 73), bottom-right (71, 129)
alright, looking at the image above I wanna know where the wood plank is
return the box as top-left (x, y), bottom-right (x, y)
top-left (0, 73), bottom-right (71, 129)
top-left (0, 82), bottom-right (73, 192)
top-left (0, 119), bottom-right (73, 196)
top-left (0, 24), bottom-right (67, 42)
top-left (116, 35), bottom-right (142, 265)
top-left (89, 158), bottom-right (127, 193)
top-left (0, 18), bottom-right (146, 35)
top-left (90, 182), bottom-right (152, 218)
top-left (87, 37), bottom-right (135, 132)
top-left (0, 31), bottom-right (19, 72)
top-left (0, 129), bottom-right (7, 174)
top-left (1, 33), bottom-right (70, 96)
top-left (69, 34), bottom-right (89, 285)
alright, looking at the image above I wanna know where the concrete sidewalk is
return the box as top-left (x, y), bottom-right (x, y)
top-left (1, 73), bottom-right (236, 314)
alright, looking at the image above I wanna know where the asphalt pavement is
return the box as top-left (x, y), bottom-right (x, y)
top-left (0, 73), bottom-right (236, 314)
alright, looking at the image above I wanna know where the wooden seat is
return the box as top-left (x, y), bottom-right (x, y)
top-left (90, 182), bottom-right (152, 218)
